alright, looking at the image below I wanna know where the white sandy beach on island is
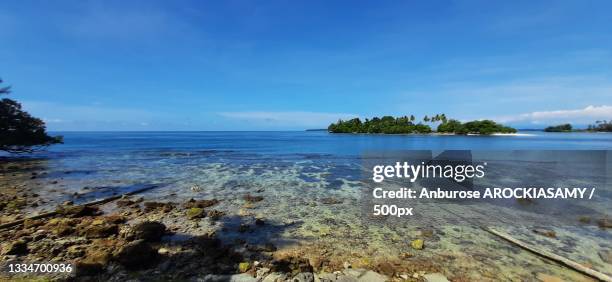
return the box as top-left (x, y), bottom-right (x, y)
top-left (490, 133), bottom-right (536, 136)
top-left (459, 133), bottom-right (535, 136)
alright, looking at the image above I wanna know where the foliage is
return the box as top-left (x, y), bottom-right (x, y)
top-left (544, 124), bottom-right (572, 132)
top-left (461, 120), bottom-right (517, 134)
top-left (328, 115), bottom-right (432, 134)
top-left (436, 119), bottom-right (464, 134)
top-left (328, 115), bottom-right (516, 135)
top-left (437, 119), bottom-right (516, 135)
top-left (0, 78), bottom-right (62, 153)
top-left (587, 120), bottom-right (612, 132)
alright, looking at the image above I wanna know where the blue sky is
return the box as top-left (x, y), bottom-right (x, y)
top-left (1, 0), bottom-right (611, 130)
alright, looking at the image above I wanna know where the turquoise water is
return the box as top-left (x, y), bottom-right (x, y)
top-left (19, 130), bottom-right (610, 203)
top-left (3, 131), bottom-right (612, 280)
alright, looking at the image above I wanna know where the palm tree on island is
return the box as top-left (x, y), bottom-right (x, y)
top-left (328, 114), bottom-right (516, 135)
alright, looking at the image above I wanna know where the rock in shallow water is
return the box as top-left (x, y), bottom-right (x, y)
top-left (184, 198), bottom-right (220, 209)
top-left (243, 194), bottom-right (264, 203)
top-left (56, 205), bottom-right (99, 217)
top-left (411, 239), bottom-right (424, 250)
top-left (238, 262), bottom-right (251, 273)
top-left (186, 207), bottom-right (206, 219)
top-left (598, 218), bottom-right (612, 229)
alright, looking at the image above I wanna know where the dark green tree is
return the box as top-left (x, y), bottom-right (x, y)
top-left (440, 114), bottom-right (447, 123)
top-left (437, 119), bottom-right (464, 133)
top-left (544, 124), bottom-right (572, 132)
top-left (587, 120), bottom-right (612, 132)
top-left (0, 78), bottom-right (62, 153)
top-left (328, 115), bottom-right (515, 135)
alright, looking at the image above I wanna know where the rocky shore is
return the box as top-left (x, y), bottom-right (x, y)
top-left (1, 158), bottom-right (610, 281)
top-left (0, 168), bottom-right (454, 282)
top-left (0, 192), bottom-right (454, 282)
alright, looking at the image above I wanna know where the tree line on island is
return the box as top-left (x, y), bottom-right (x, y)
top-left (328, 114), bottom-right (517, 135)
top-left (545, 121), bottom-right (612, 132)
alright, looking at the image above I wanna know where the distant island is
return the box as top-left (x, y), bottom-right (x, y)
top-left (545, 120), bottom-right (612, 133)
top-left (544, 124), bottom-right (572, 132)
top-left (587, 120), bottom-right (612, 132)
top-left (328, 114), bottom-right (517, 135)
top-left (305, 128), bottom-right (328, 131)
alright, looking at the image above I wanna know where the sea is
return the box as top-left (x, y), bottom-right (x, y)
top-left (2, 131), bottom-right (611, 280)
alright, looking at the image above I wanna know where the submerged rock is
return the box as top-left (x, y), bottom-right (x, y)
top-left (184, 198), bottom-right (220, 209)
top-left (411, 239), bottom-right (424, 250)
top-left (116, 197), bottom-right (142, 208)
top-left (56, 205), bottom-right (99, 217)
top-left (207, 209), bottom-right (225, 221)
top-left (597, 218), bottom-right (611, 229)
top-left (243, 194), bottom-right (264, 203)
top-left (186, 207), bottom-right (206, 219)
top-left (238, 261), bottom-right (251, 273)
top-left (143, 201), bottom-right (174, 213)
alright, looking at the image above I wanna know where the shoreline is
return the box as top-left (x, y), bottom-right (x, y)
top-left (328, 132), bottom-right (532, 136)
top-left (0, 158), bottom-right (608, 282)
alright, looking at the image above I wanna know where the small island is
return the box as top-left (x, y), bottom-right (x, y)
top-left (328, 114), bottom-right (517, 135)
top-left (544, 124), bottom-right (572, 132)
top-left (544, 121), bottom-right (612, 133)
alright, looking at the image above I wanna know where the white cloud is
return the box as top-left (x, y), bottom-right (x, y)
top-left (495, 105), bottom-right (612, 124)
top-left (219, 111), bottom-right (358, 128)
